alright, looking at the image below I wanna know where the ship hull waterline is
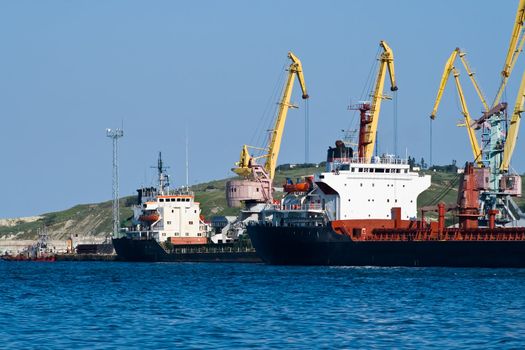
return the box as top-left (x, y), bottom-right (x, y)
top-left (247, 225), bottom-right (525, 267)
top-left (112, 237), bottom-right (261, 263)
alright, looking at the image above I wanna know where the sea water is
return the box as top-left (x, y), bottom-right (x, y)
top-left (1, 262), bottom-right (524, 349)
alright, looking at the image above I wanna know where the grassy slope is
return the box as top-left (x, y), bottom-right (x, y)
top-left (1, 166), bottom-right (523, 239)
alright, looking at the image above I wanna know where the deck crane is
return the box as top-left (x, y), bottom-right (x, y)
top-left (494, 0), bottom-right (525, 107)
top-left (429, 48), bottom-right (487, 165)
top-left (226, 51), bottom-right (309, 209)
top-left (357, 40), bottom-right (398, 161)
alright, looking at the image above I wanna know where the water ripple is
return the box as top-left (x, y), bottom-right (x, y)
top-left (1, 262), bottom-right (525, 349)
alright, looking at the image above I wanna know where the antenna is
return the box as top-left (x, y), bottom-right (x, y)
top-left (106, 128), bottom-right (124, 238)
top-left (185, 125), bottom-right (189, 187)
top-left (151, 152), bottom-right (170, 194)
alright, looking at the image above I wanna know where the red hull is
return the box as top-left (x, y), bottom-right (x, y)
top-left (2, 255), bottom-right (56, 262)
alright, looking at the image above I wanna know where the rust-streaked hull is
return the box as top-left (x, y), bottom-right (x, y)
top-left (247, 224), bottom-right (525, 267)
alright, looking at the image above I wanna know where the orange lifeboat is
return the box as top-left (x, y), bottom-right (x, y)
top-left (284, 182), bottom-right (311, 193)
top-left (139, 213), bottom-right (160, 222)
top-left (283, 176), bottom-right (313, 193)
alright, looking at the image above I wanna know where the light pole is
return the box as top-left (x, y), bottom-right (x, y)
top-left (106, 128), bottom-right (124, 238)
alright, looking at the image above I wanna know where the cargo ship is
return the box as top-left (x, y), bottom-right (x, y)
top-left (248, 155), bottom-right (525, 267)
top-left (247, 40), bottom-right (525, 267)
top-left (112, 153), bottom-right (260, 262)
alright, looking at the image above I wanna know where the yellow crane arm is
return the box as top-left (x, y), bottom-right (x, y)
top-left (265, 51), bottom-right (309, 180)
top-left (457, 51), bottom-right (489, 112)
top-left (431, 48), bottom-right (488, 120)
top-left (380, 41), bottom-right (398, 92)
top-left (360, 41), bottom-right (397, 160)
top-left (451, 68), bottom-right (483, 166)
top-left (501, 68), bottom-right (525, 172)
top-left (430, 49), bottom-right (458, 120)
top-left (494, 0), bottom-right (525, 106)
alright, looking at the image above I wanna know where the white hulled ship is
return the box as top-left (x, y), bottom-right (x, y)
top-left (124, 152), bottom-right (209, 244)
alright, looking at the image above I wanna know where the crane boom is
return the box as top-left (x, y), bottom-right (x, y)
top-left (265, 51), bottom-right (309, 180)
top-left (430, 49), bottom-right (459, 120)
top-left (232, 52), bottom-right (308, 181)
top-left (451, 68), bottom-right (483, 166)
top-left (430, 48), bottom-right (488, 120)
top-left (429, 48), bottom-right (488, 165)
top-left (458, 51), bottom-right (489, 112)
top-left (358, 40), bottom-right (397, 160)
top-left (501, 68), bottom-right (525, 172)
top-left (494, 0), bottom-right (525, 106)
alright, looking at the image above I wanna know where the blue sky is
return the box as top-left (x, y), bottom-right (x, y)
top-left (0, 0), bottom-right (521, 218)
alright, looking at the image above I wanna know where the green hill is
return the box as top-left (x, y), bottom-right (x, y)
top-left (1, 166), bottom-right (523, 240)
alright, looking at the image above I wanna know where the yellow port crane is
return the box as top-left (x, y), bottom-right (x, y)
top-left (429, 48), bottom-right (486, 166)
top-left (358, 40), bottom-right (397, 160)
top-left (501, 68), bottom-right (525, 172)
top-left (232, 51), bottom-right (309, 181)
top-left (494, 0), bottom-right (525, 107)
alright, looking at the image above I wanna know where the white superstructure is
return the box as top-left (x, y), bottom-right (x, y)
top-left (269, 142), bottom-right (431, 225)
top-left (124, 153), bottom-right (210, 245)
top-left (312, 158), bottom-right (430, 221)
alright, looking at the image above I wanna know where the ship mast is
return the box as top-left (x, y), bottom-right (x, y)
top-left (153, 152), bottom-right (170, 195)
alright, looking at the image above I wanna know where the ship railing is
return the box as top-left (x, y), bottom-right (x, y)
top-left (166, 188), bottom-right (194, 196)
top-left (330, 156), bottom-right (408, 165)
top-left (172, 245), bottom-right (256, 254)
top-left (351, 156), bottom-right (407, 165)
top-left (281, 203), bottom-right (323, 211)
top-left (125, 231), bottom-right (158, 240)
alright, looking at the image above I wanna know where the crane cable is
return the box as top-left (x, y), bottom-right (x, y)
top-left (393, 90), bottom-right (398, 157)
top-left (346, 46), bottom-right (381, 134)
top-left (304, 98), bottom-right (310, 164)
top-left (429, 117), bottom-right (433, 167)
top-left (249, 60), bottom-right (287, 158)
